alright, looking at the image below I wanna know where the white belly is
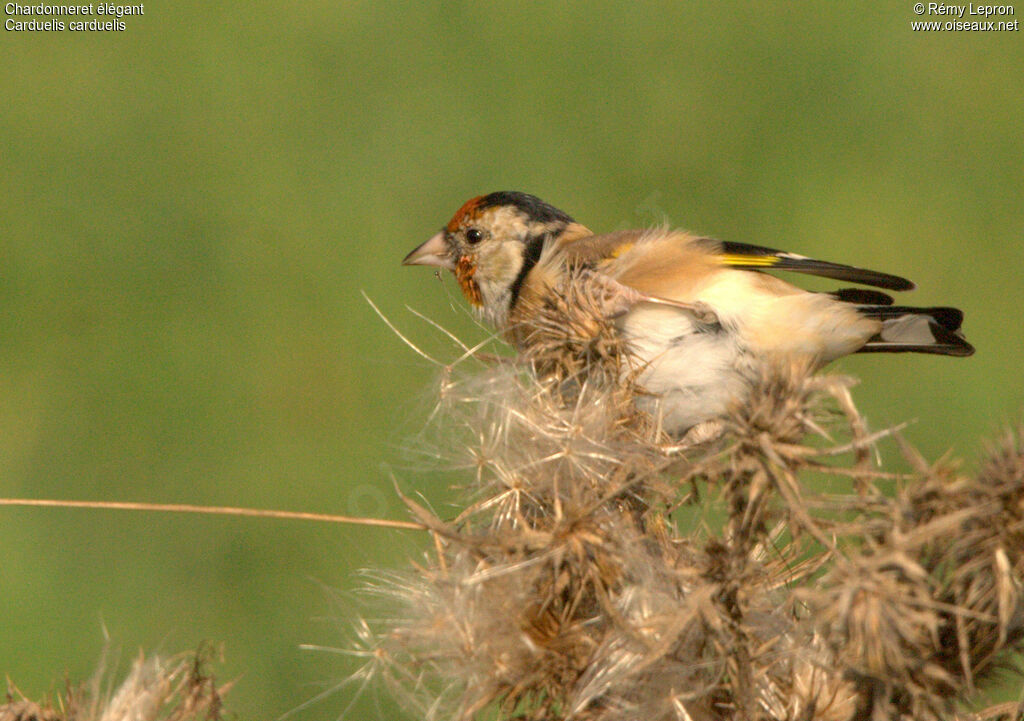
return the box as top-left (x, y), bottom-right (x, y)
top-left (619, 304), bottom-right (749, 433)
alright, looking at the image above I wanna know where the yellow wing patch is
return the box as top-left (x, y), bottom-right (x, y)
top-left (719, 253), bottom-right (781, 267)
top-left (594, 242), bottom-right (636, 269)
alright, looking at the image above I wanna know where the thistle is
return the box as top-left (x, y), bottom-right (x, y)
top-left (358, 280), bottom-right (1024, 721)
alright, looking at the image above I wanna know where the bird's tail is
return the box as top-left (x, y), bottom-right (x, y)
top-left (855, 304), bottom-right (974, 356)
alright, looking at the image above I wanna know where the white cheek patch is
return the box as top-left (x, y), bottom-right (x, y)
top-left (479, 242), bottom-right (521, 281)
top-left (459, 206), bottom-right (570, 329)
top-left (474, 241), bottom-right (527, 327)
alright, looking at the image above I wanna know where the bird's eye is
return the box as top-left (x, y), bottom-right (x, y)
top-left (465, 228), bottom-right (484, 244)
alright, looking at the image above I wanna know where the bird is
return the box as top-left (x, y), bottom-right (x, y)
top-left (403, 191), bottom-right (973, 434)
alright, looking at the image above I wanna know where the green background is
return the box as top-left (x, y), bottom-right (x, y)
top-left (2, 2), bottom-right (1021, 719)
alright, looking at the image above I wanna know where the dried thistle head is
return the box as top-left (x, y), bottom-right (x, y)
top-left (725, 358), bottom-right (823, 446)
top-left (812, 552), bottom-right (949, 693)
top-left (360, 342), bottom-right (840, 720)
top-left (976, 423), bottom-right (1024, 546)
top-left (1, 649), bottom-right (226, 721)
top-left (797, 424), bottom-right (1024, 720)
top-left (512, 265), bottom-right (640, 389)
top-left (358, 308), bottom-right (1024, 721)
top-left (363, 510), bottom-right (704, 721)
top-left (0, 700), bottom-right (61, 721)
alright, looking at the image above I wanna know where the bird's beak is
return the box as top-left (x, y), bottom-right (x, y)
top-left (402, 232), bottom-right (454, 270)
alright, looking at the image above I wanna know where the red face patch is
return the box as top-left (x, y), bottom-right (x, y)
top-left (455, 255), bottom-right (482, 306)
top-left (445, 196), bottom-right (485, 232)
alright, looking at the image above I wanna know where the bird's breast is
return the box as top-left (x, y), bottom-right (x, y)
top-left (618, 304), bottom-right (749, 432)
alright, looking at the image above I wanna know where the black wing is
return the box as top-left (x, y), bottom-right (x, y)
top-left (718, 241), bottom-right (915, 291)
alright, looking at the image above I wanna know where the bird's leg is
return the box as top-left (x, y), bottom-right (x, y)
top-left (575, 269), bottom-right (721, 326)
top-left (679, 419), bottom-right (725, 447)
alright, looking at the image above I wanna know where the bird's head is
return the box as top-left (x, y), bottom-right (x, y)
top-left (403, 191), bottom-right (584, 326)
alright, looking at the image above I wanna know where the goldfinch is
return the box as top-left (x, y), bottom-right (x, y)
top-left (403, 191), bottom-right (973, 433)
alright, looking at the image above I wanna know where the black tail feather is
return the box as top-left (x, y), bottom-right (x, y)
top-left (858, 305), bottom-right (964, 332)
top-left (855, 305), bottom-right (974, 357)
top-left (829, 288), bottom-right (895, 306)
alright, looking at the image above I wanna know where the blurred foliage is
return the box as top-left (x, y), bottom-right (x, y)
top-left (0, 1), bottom-right (1021, 719)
